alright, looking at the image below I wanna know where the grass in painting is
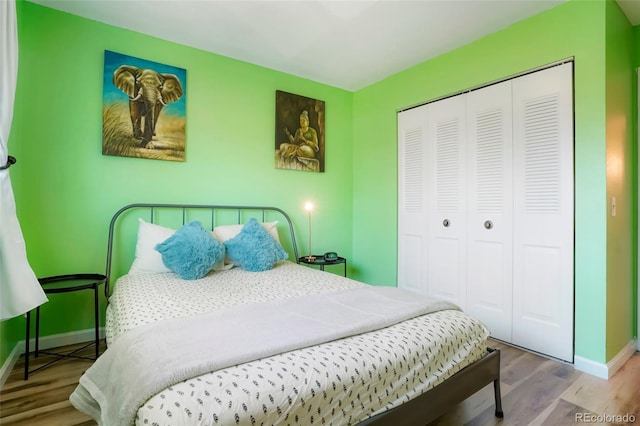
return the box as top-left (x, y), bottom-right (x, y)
top-left (102, 103), bottom-right (186, 162)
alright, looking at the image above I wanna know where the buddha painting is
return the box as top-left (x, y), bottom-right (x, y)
top-left (275, 91), bottom-right (325, 172)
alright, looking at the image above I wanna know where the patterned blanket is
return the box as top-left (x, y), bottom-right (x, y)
top-left (70, 285), bottom-right (459, 426)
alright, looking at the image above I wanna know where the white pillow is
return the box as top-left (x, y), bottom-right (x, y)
top-left (213, 221), bottom-right (280, 243)
top-left (129, 219), bottom-right (175, 274)
top-left (129, 219), bottom-right (231, 275)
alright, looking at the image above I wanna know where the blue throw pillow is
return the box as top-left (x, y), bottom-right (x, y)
top-left (225, 218), bottom-right (288, 272)
top-left (155, 221), bottom-right (225, 280)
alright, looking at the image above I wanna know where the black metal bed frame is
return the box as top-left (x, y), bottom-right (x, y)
top-left (105, 203), bottom-right (299, 298)
top-left (363, 347), bottom-right (503, 425)
top-left (104, 203), bottom-right (503, 424)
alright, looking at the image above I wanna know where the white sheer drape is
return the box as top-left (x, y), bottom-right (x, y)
top-left (0, 0), bottom-right (47, 321)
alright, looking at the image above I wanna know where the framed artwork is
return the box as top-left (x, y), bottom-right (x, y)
top-left (275, 90), bottom-right (325, 172)
top-left (102, 50), bottom-right (187, 162)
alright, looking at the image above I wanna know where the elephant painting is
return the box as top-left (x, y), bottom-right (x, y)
top-left (112, 65), bottom-right (184, 148)
top-left (102, 51), bottom-right (186, 161)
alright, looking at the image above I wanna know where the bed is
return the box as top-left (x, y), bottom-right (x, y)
top-left (70, 203), bottom-right (503, 425)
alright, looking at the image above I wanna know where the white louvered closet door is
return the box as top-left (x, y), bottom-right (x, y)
top-left (397, 105), bottom-right (429, 295)
top-left (512, 63), bottom-right (574, 362)
top-left (425, 95), bottom-right (467, 309)
top-left (465, 81), bottom-right (514, 342)
top-left (397, 63), bottom-right (574, 361)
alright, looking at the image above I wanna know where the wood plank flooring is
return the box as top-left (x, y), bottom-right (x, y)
top-left (1, 340), bottom-right (638, 425)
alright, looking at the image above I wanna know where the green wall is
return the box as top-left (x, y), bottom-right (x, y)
top-left (352, 0), bottom-right (635, 364)
top-left (2, 0), bottom-right (637, 371)
top-left (605, 0), bottom-right (635, 359)
top-left (636, 23), bottom-right (640, 342)
top-left (2, 1), bottom-right (354, 364)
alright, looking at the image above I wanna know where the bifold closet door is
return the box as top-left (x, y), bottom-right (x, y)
top-left (425, 94), bottom-right (467, 309)
top-left (465, 81), bottom-right (514, 342)
top-left (397, 105), bottom-right (428, 296)
top-left (512, 63), bottom-right (574, 362)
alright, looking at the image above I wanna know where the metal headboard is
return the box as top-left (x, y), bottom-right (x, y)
top-left (105, 203), bottom-right (300, 298)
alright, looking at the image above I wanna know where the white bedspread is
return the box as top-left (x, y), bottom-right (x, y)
top-left (96, 262), bottom-right (489, 425)
top-left (71, 287), bottom-right (459, 426)
top-left (105, 261), bottom-right (367, 345)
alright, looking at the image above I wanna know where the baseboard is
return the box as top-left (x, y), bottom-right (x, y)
top-left (0, 343), bottom-right (22, 388)
top-left (0, 327), bottom-right (105, 388)
top-left (574, 339), bottom-right (637, 379)
top-left (23, 327), bottom-right (106, 353)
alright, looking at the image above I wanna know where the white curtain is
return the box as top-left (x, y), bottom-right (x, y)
top-left (0, 0), bottom-right (47, 321)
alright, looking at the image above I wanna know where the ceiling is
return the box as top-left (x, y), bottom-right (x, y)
top-left (618, 0), bottom-right (640, 25)
top-left (28, 0), bottom-right (638, 91)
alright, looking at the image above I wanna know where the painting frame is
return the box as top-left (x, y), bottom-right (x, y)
top-left (275, 90), bottom-right (325, 172)
top-left (102, 50), bottom-right (187, 162)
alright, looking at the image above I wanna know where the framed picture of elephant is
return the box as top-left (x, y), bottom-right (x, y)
top-left (102, 50), bottom-right (187, 161)
top-left (275, 90), bottom-right (325, 172)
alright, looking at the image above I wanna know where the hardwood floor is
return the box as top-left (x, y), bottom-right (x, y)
top-left (432, 342), bottom-right (639, 426)
top-left (1, 340), bottom-right (638, 425)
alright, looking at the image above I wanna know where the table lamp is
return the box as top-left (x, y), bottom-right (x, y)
top-left (304, 201), bottom-right (315, 261)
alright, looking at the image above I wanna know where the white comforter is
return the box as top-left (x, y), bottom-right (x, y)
top-left (99, 262), bottom-right (489, 425)
top-left (72, 286), bottom-right (460, 425)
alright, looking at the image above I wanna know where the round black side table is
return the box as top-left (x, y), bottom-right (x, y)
top-left (24, 273), bottom-right (106, 380)
top-left (298, 255), bottom-right (347, 277)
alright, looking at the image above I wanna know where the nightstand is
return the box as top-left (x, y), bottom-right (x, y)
top-left (298, 255), bottom-right (347, 277)
top-left (24, 273), bottom-right (106, 380)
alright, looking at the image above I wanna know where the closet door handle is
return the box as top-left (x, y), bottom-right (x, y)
top-left (443, 219), bottom-right (450, 227)
top-left (484, 220), bottom-right (493, 230)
